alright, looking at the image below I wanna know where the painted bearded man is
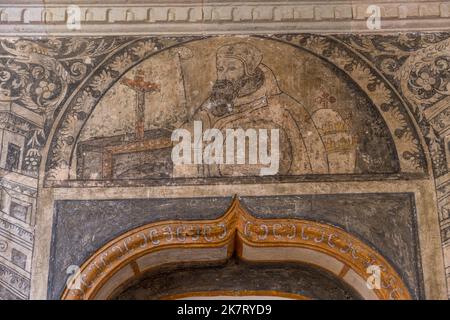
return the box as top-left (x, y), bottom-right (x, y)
top-left (175, 42), bottom-right (328, 177)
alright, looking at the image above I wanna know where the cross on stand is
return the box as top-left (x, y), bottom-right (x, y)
top-left (101, 70), bottom-right (167, 179)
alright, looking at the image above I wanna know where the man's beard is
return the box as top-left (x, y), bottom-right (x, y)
top-left (207, 79), bottom-right (240, 117)
top-left (207, 69), bottom-right (265, 117)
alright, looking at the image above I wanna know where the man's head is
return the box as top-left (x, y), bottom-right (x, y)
top-left (207, 43), bottom-right (264, 117)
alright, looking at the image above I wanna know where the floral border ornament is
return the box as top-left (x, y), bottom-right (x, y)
top-left (335, 33), bottom-right (450, 177)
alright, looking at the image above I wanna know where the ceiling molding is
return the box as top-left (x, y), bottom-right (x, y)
top-left (0, 1), bottom-right (449, 35)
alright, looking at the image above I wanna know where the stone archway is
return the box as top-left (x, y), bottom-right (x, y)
top-left (61, 198), bottom-right (411, 300)
top-left (22, 34), bottom-right (446, 301)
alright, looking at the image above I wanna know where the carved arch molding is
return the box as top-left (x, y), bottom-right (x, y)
top-left (61, 198), bottom-right (411, 300)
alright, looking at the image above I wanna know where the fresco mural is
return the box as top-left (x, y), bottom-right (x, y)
top-left (75, 37), bottom-right (401, 181)
top-left (0, 33), bottom-right (449, 299)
